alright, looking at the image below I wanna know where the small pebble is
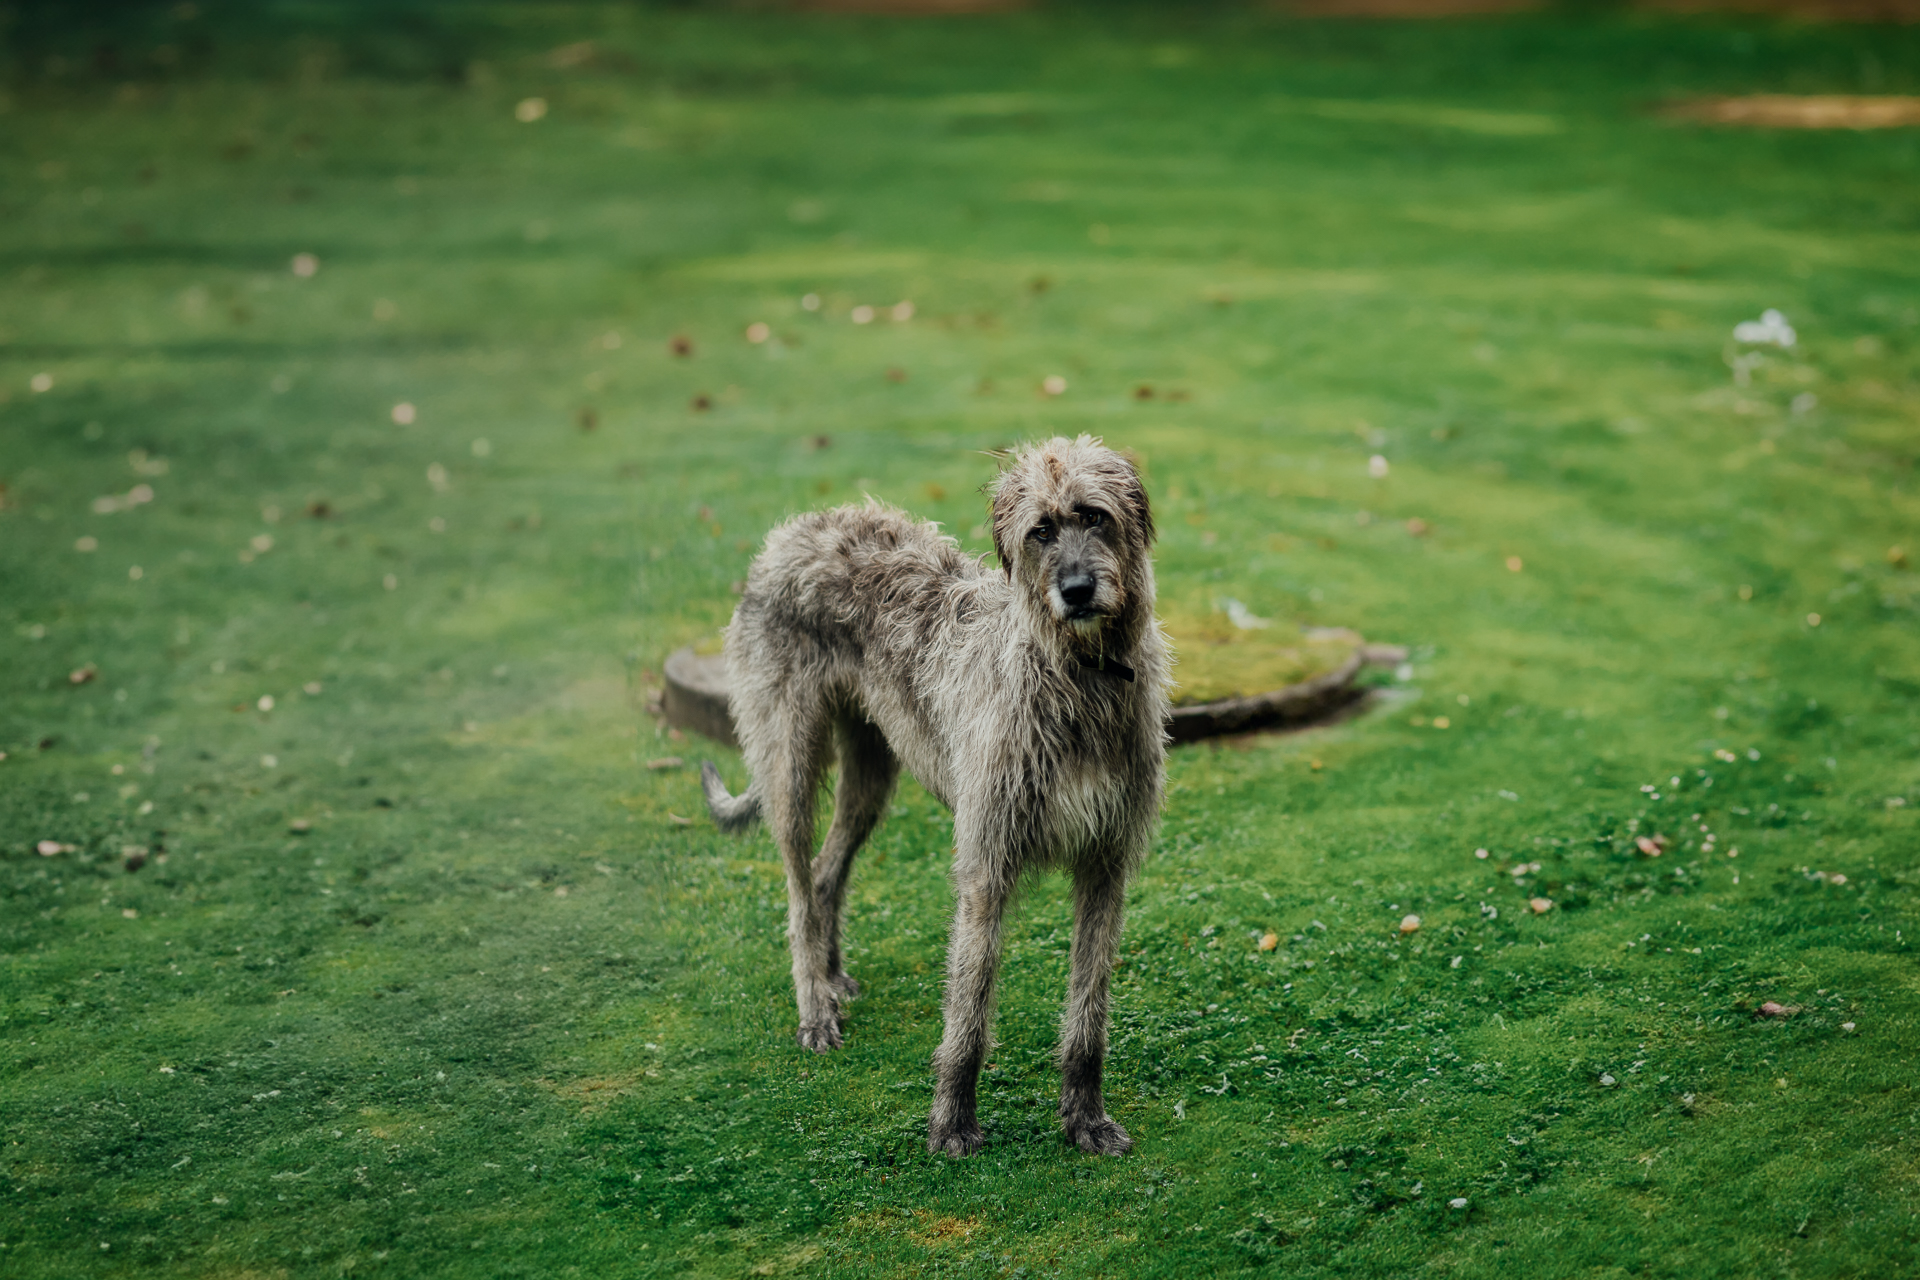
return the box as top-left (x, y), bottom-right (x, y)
top-left (1529, 897), bottom-right (1553, 914)
top-left (391, 402), bottom-right (416, 425)
top-left (1474, 847), bottom-right (1489, 859)
top-left (1042, 375), bottom-right (1067, 396)
top-left (37, 840), bottom-right (62, 856)
top-left (257, 694), bottom-right (274, 712)
top-left (1398, 914), bottom-right (1421, 934)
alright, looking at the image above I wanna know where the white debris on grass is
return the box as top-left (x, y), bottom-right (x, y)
top-left (1733, 308), bottom-right (1795, 347)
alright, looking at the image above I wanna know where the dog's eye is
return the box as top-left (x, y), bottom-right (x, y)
top-left (1031, 522), bottom-right (1054, 543)
top-left (1083, 509), bottom-right (1105, 529)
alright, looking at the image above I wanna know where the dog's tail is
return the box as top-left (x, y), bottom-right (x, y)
top-left (701, 761), bottom-right (763, 833)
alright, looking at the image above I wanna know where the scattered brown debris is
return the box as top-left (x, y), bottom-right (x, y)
top-left (690, 394), bottom-right (712, 412)
top-left (69, 664), bottom-right (98, 685)
top-left (646, 757), bottom-right (684, 770)
top-left (1276, 0), bottom-right (1541, 16)
top-left (577, 406), bottom-right (598, 431)
top-left (670, 335), bottom-right (694, 357)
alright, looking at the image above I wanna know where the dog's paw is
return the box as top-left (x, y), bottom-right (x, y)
top-left (796, 1021), bottom-right (843, 1053)
top-left (927, 1121), bottom-right (986, 1158)
top-left (1065, 1116), bottom-right (1133, 1157)
top-left (829, 972), bottom-right (861, 1001)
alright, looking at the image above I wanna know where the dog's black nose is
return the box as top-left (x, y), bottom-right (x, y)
top-left (1059, 574), bottom-right (1096, 610)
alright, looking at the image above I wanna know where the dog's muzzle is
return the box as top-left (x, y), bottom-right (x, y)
top-left (1058, 573), bottom-right (1099, 620)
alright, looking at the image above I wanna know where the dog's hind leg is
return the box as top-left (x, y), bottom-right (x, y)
top-left (762, 702), bottom-right (842, 1053)
top-left (1057, 863), bottom-right (1132, 1155)
top-left (814, 713), bottom-right (899, 1001)
top-left (928, 845), bottom-right (1015, 1157)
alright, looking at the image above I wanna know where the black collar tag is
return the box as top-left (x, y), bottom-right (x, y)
top-left (1077, 652), bottom-right (1136, 682)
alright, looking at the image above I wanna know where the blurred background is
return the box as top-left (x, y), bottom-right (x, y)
top-left (3, 2), bottom-right (1918, 1277)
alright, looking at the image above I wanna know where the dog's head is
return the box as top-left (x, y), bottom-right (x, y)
top-left (988, 435), bottom-right (1155, 636)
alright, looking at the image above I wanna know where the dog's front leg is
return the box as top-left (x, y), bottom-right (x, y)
top-left (1058, 863), bottom-right (1132, 1155)
top-left (927, 865), bottom-right (1012, 1157)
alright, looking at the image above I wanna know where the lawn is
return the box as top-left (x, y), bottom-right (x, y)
top-left (3, 4), bottom-right (1920, 1277)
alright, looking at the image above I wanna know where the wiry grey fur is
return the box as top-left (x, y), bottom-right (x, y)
top-left (701, 435), bottom-right (1169, 1157)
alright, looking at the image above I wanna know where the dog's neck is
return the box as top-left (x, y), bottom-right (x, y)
top-left (1050, 598), bottom-right (1151, 686)
top-left (1075, 650), bottom-right (1136, 682)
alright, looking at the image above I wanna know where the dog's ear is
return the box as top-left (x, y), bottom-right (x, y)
top-left (1117, 451), bottom-right (1155, 548)
top-left (987, 467), bottom-right (1023, 576)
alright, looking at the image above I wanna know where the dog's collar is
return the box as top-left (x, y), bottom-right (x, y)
top-left (1076, 652), bottom-right (1136, 682)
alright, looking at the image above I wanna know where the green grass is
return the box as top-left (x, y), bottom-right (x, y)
top-left (4, 5), bottom-right (1920, 1277)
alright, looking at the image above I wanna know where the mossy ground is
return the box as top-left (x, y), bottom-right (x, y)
top-left (3, 6), bottom-right (1920, 1278)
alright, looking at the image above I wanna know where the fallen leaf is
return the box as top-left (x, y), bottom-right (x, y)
top-left (1528, 897), bottom-right (1553, 914)
top-left (1258, 932), bottom-right (1279, 952)
top-left (1398, 914), bottom-right (1421, 934)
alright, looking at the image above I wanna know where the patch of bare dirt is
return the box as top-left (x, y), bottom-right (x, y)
top-left (1663, 95), bottom-right (1920, 128)
top-left (1639, 0), bottom-right (1920, 20)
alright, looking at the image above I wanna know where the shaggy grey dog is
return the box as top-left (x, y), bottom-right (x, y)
top-left (701, 435), bottom-right (1169, 1157)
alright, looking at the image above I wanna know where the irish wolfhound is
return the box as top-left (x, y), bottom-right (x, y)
top-left (700, 435), bottom-right (1168, 1157)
